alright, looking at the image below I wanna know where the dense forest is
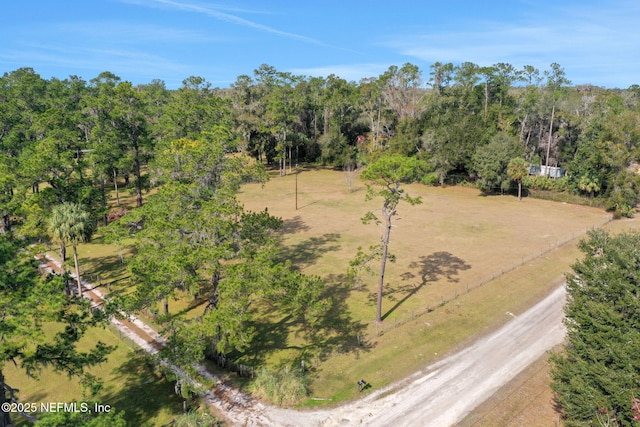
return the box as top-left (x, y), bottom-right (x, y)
top-left (2, 62), bottom-right (640, 425)
top-left (2, 62), bottom-right (640, 237)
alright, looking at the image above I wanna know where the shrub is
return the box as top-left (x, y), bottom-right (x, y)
top-left (421, 172), bottom-right (439, 186)
top-left (172, 411), bottom-right (224, 427)
top-left (250, 366), bottom-right (309, 406)
top-left (522, 175), bottom-right (569, 192)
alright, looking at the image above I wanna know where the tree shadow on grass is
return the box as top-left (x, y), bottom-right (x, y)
top-left (281, 215), bottom-right (310, 234)
top-left (409, 251), bottom-right (472, 285)
top-left (102, 352), bottom-right (183, 426)
top-left (300, 274), bottom-right (371, 364)
top-left (81, 253), bottom-right (130, 292)
top-left (381, 252), bottom-right (471, 320)
top-left (237, 274), bottom-right (370, 370)
top-left (277, 233), bottom-right (342, 269)
top-left (241, 314), bottom-right (296, 367)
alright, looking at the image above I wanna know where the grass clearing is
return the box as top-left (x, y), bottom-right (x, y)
top-left (236, 167), bottom-right (611, 404)
top-left (4, 325), bottom-right (185, 426)
top-left (458, 217), bottom-right (640, 426)
top-left (17, 166), bottom-right (618, 423)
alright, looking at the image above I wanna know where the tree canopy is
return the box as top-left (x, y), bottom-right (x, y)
top-left (0, 234), bottom-right (112, 426)
top-left (551, 230), bottom-right (640, 426)
top-left (117, 135), bottom-right (327, 373)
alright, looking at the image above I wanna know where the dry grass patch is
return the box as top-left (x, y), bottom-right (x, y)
top-left (237, 167), bottom-right (611, 403)
top-left (459, 216), bottom-right (640, 426)
top-left (45, 167), bottom-right (617, 410)
top-left (458, 350), bottom-right (562, 427)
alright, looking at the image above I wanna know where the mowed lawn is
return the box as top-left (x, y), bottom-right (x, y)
top-left (4, 326), bottom-right (185, 426)
top-left (238, 167), bottom-right (612, 402)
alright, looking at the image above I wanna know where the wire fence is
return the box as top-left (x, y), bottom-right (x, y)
top-left (366, 215), bottom-right (612, 338)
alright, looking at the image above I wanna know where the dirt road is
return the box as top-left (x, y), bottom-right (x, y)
top-left (39, 254), bottom-right (566, 426)
top-left (216, 285), bottom-right (566, 426)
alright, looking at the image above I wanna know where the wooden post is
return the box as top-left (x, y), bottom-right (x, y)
top-left (295, 171), bottom-right (298, 210)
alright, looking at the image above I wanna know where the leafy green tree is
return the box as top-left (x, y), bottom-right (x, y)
top-left (428, 61), bottom-right (454, 95)
top-left (577, 174), bottom-right (601, 199)
top-left (111, 81), bottom-right (152, 207)
top-left (551, 230), bottom-right (640, 426)
top-left (317, 75), bottom-right (361, 165)
top-left (379, 63), bottom-right (424, 121)
top-left (0, 155), bottom-right (17, 234)
top-left (421, 62), bottom-right (489, 182)
top-left (48, 202), bottom-right (94, 295)
top-left (507, 157), bottom-right (529, 200)
top-left (0, 234), bottom-right (112, 427)
top-left (358, 154), bottom-right (427, 323)
top-left (159, 76), bottom-right (232, 142)
top-left (230, 74), bottom-right (264, 156)
top-left (119, 135), bottom-right (326, 372)
top-left (473, 133), bottom-right (523, 193)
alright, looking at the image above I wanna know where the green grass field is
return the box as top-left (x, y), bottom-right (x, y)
top-left (13, 166), bottom-right (622, 425)
top-left (4, 325), bottom-right (186, 426)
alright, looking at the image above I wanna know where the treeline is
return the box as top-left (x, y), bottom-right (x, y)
top-left (2, 63), bottom-right (640, 417)
top-left (1, 61), bottom-right (640, 237)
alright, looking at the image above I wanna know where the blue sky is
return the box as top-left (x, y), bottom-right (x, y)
top-left (1, 0), bottom-right (639, 89)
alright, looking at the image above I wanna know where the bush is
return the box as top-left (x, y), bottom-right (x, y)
top-left (522, 175), bottom-right (569, 191)
top-left (421, 172), bottom-right (439, 186)
top-left (172, 411), bottom-right (223, 427)
top-left (250, 366), bottom-right (309, 406)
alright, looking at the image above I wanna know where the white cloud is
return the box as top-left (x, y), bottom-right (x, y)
top-left (56, 21), bottom-right (223, 44)
top-left (379, 1), bottom-right (640, 87)
top-left (121, 0), bottom-right (328, 46)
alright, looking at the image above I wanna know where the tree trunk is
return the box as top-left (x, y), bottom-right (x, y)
top-left (517, 180), bottom-right (522, 201)
top-left (545, 103), bottom-right (555, 176)
top-left (483, 83), bottom-right (489, 123)
top-left (376, 103), bottom-right (382, 147)
top-left (519, 114), bottom-right (528, 145)
top-left (323, 107), bottom-right (329, 135)
top-left (101, 179), bottom-right (108, 227)
top-left (0, 214), bottom-right (9, 234)
top-left (163, 298), bottom-right (169, 315)
top-left (113, 167), bottom-right (120, 206)
top-left (376, 208), bottom-right (393, 323)
top-left (134, 145), bottom-right (143, 207)
top-left (60, 242), bottom-right (67, 262)
top-left (205, 271), bottom-right (220, 313)
top-left (73, 243), bottom-right (82, 296)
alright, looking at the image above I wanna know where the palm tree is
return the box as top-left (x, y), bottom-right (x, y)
top-left (48, 203), bottom-right (94, 296)
top-left (578, 175), bottom-right (601, 199)
top-left (507, 157), bottom-right (529, 201)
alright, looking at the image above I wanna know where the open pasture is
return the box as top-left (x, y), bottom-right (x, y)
top-left (35, 166), bottom-right (613, 409)
top-left (238, 167), bottom-right (611, 402)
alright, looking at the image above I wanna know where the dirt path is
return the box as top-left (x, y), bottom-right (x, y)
top-left (38, 254), bottom-right (566, 426)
